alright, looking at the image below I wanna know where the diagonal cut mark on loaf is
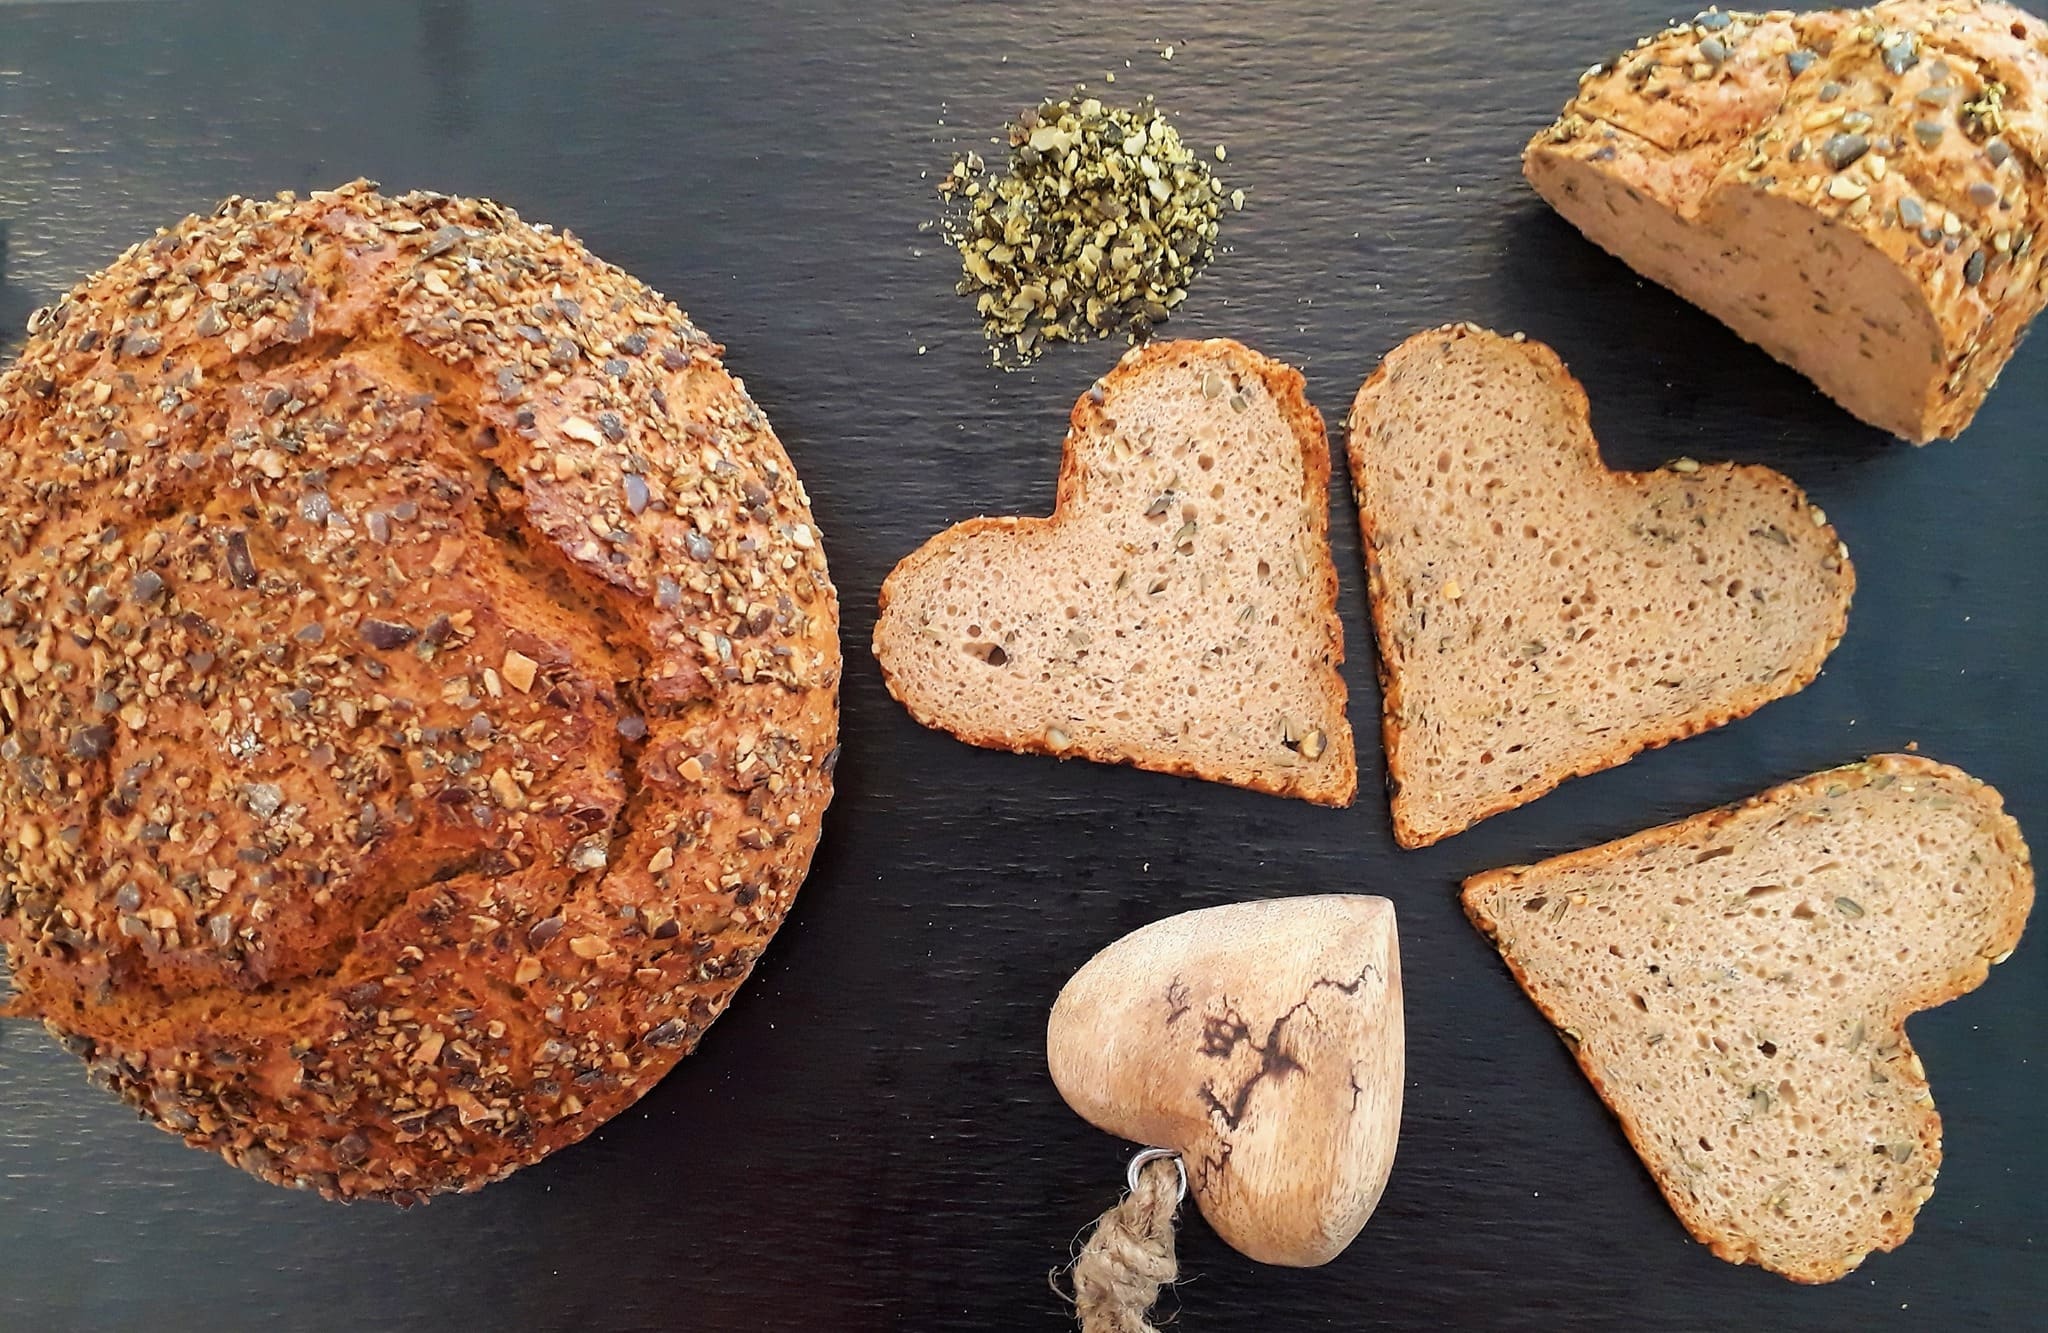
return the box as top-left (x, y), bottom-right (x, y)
top-left (0, 185), bottom-right (838, 1201)
top-left (2, 317), bottom-right (713, 1061)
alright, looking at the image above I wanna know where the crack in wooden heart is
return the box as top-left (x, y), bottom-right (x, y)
top-left (1048, 896), bottom-right (1403, 1267)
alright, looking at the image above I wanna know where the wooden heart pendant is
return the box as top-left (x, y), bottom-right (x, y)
top-left (1047, 896), bottom-right (1403, 1266)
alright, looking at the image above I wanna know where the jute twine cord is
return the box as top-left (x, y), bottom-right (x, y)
top-left (1063, 1155), bottom-right (1183, 1332)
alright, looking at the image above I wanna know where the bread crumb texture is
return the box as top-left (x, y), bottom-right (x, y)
top-left (0, 180), bottom-right (841, 1201)
top-left (1347, 324), bottom-right (1852, 847)
top-left (872, 338), bottom-right (1356, 806)
top-left (1526, 1), bottom-right (2048, 442)
top-left (1465, 755), bottom-right (2034, 1282)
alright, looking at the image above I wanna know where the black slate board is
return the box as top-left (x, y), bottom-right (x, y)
top-left (0, 2), bottom-right (2042, 1329)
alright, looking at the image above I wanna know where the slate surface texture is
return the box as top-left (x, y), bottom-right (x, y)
top-left (0, 2), bottom-right (2040, 1329)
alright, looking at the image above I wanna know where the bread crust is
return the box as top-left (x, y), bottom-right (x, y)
top-left (1347, 324), bottom-right (1854, 848)
top-left (0, 182), bottom-right (840, 1200)
top-left (1525, 1), bottom-right (2048, 442)
top-left (1464, 754), bottom-right (2035, 1282)
top-left (873, 338), bottom-right (1357, 805)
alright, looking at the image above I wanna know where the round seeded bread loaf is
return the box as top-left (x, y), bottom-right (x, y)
top-left (0, 181), bottom-right (840, 1201)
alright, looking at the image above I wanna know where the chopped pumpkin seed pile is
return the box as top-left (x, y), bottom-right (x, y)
top-left (938, 92), bottom-right (1231, 365)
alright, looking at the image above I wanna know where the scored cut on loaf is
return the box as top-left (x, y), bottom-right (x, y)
top-left (873, 338), bottom-right (1357, 805)
top-left (1525, 1), bottom-right (2048, 443)
top-left (0, 182), bottom-right (841, 1201)
top-left (1463, 755), bottom-right (2035, 1283)
top-left (1346, 324), bottom-right (1853, 848)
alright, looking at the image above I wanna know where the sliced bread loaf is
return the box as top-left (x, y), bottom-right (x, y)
top-left (1464, 755), bottom-right (2035, 1283)
top-left (1346, 325), bottom-right (1853, 847)
top-left (1524, 1), bottom-right (2048, 442)
top-left (874, 338), bottom-right (1357, 805)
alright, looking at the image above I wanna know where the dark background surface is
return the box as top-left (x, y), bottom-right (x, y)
top-left (0, 2), bottom-right (2042, 1329)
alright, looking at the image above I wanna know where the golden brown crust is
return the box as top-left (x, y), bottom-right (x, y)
top-left (873, 338), bottom-right (1356, 806)
top-left (1463, 754), bottom-right (2035, 1282)
top-left (1348, 324), bottom-right (1854, 848)
top-left (0, 181), bottom-right (840, 1200)
top-left (1527, 2), bottom-right (2048, 441)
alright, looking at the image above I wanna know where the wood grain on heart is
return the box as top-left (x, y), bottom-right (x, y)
top-left (872, 338), bottom-right (1357, 806)
top-left (1346, 325), bottom-right (1855, 848)
top-left (1047, 896), bottom-right (1402, 1267)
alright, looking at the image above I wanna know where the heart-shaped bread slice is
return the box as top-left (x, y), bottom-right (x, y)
top-left (875, 339), bottom-right (1356, 805)
top-left (1464, 755), bottom-right (2034, 1283)
top-left (1047, 896), bottom-right (1403, 1267)
top-left (1347, 325), bottom-right (1853, 848)
top-left (1524, 1), bottom-right (2048, 442)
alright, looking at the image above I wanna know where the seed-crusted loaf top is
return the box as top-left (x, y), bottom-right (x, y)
top-left (1464, 755), bottom-right (2034, 1282)
top-left (1528, 1), bottom-right (2048, 440)
top-left (0, 181), bottom-right (840, 1200)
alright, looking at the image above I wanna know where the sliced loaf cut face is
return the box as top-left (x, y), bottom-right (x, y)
top-left (1347, 325), bottom-right (1853, 848)
top-left (1463, 755), bottom-right (2035, 1283)
top-left (1524, 1), bottom-right (2048, 442)
top-left (874, 338), bottom-right (1357, 805)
